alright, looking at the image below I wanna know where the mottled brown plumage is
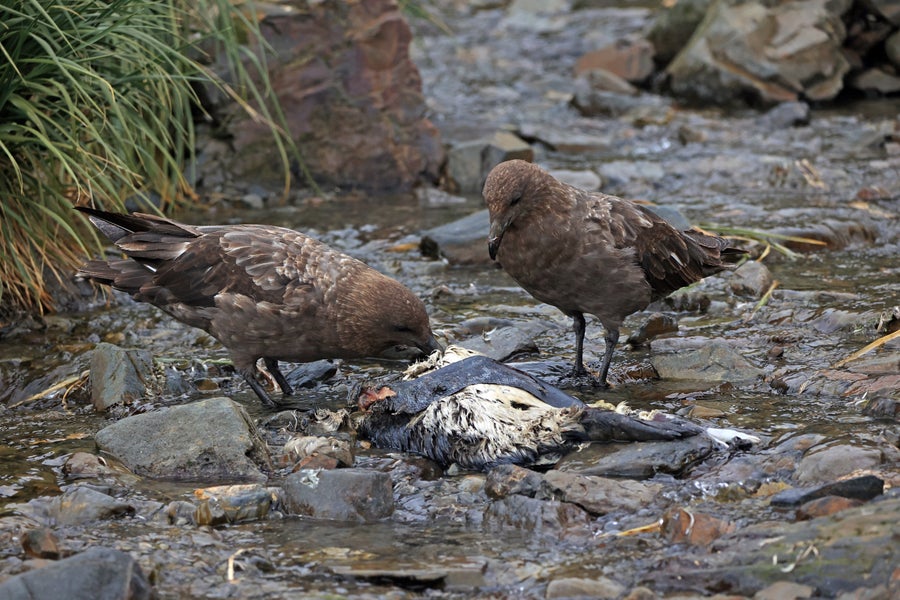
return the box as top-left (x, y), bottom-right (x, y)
top-left (76, 207), bottom-right (440, 405)
top-left (483, 160), bottom-right (744, 386)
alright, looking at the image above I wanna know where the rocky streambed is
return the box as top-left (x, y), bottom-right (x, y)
top-left (2, 1), bottom-right (899, 599)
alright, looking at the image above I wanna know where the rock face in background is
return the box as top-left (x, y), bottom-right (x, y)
top-left (644, 0), bottom-right (900, 105)
top-left (221, 0), bottom-right (443, 190)
top-left (646, 0), bottom-right (713, 66)
top-left (665, 0), bottom-right (853, 105)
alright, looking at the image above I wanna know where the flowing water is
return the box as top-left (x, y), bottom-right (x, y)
top-left (2, 2), bottom-right (899, 598)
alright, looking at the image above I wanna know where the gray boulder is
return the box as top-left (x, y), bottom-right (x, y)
top-left (0, 547), bottom-right (153, 600)
top-left (94, 397), bottom-right (271, 482)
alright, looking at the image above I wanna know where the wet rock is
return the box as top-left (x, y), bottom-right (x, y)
top-left (545, 576), bottom-right (626, 599)
top-left (281, 468), bottom-right (393, 521)
top-left (769, 474), bottom-right (884, 506)
top-left (677, 123), bottom-right (707, 144)
top-left (573, 68), bottom-right (638, 96)
top-left (665, 0), bottom-right (853, 105)
top-left (284, 360), bottom-right (337, 390)
top-left (868, 0), bottom-right (900, 25)
top-left (796, 495), bottom-right (864, 520)
top-left (555, 434), bottom-right (715, 478)
top-left (575, 36), bottom-right (656, 82)
top-left (20, 527), bottom-right (60, 559)
top-left (18, 486), bottom-right (134, 526)
top-left (416, 186), bottom-right (468, 207)
top-left (94, 397), bottom-right (271, 482)
top-left (539, 470), bottom-right (662, 515)
top-left (0, 546), bottom-right (153, 600)
top-left (517, 123), bottom-right (613, 153)
top-left (193, 484), bottom-right (278, 526)
top-left (664, 287), bottom-right (712, 312)
top-left (571, 86), bottom-right (672, 119)
top-left (283, 435), bottom-right (354, 469)
top-left (450, 317), bottom-right (516, 340)
top-left (163, 500), bottom-right (200, 526)
top-left (457, 320), bottom-right (550, 361)
top-left (651, 340), bottom-right (764, 384)
top-left (756, 101), bottom-right (811, 130)
top-left (648, 496), bottom-right (900, 595)
top-left (730, 261), bottom-right (774, 298)
top-left (485, 464), bottom-right (545, 499)
top-left (89, 342), bottom-right (155, 411)
top-left (848, 67), bottom-right (900, 95)
top-left (646, 0), bottom-right (711, 66)
top-left (500, 0), bottom-right (571, 33)
top-left (328, 561), bottom-right (486, 591)
top-left (862, 397), bottom-right (900, 419)
top-left (419, 209), bottom-right (491, 265)
top-left (755, 581), bottom-right (815, 600)
top-left (446, 131), bottom-right (533, 193)
top-left (661, 507), bottom-right (736, 546)
top-left (887, 30), bottom-right (900, 68)
top-left (795, 445), bottom-right (883, 485)
top-left (62, 452), bottom-right (120, 480)
top-left (219, 0), bottom-right (443, 190)
top-left (596, 159), bottom-right (665, 186)
top-left (483, 494), bottom-right (592, 541)
top-left (808, 308), bottom-right (871, 334)
top-left (645, 204), bottom-right (693, 231)
top-left (686, 403), bottom-right (727, 419)
top-left (626, 312), bottom-right (678, 348)
top-left (548, 168), bottom-right (603, 192)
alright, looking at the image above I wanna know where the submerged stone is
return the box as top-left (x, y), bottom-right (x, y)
top-left (17, 486), bottom-right (135, 526)
top-left (484, 463), bottom-right (544, 499)
top-left (539, 470), bottom-right (663, 515)
top-left (281, 468), bottom-right (393, 522)
top-left (555, 434), bottom-right (714, 478)
top-left (483, 494), bottom-right (592, 541)
top-left (193, 484), bottom-right (278, 526)
top-left (457, 320), bottom-right (550, 361)
top-left (546, 576), bottom-right (627, 599)
top-left (651, 340), bottom-right (764, 384)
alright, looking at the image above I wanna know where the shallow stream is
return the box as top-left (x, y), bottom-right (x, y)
top-left (1, 2), bottom-right (899, 598)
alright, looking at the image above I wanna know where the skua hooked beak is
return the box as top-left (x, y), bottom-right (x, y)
top-left (418, 334), bottom-right (443, 357)
top-left (488, 220), bottom-right (508, 261)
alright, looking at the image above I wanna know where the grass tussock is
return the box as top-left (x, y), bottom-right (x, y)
top-left (0, 0), bottom-right (294, 317)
